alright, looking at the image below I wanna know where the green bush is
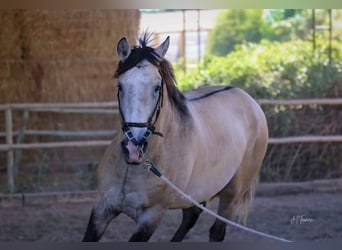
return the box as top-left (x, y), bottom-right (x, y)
top-left (175, 39), bottom-right (342, 182)
top-left (261, 9), bottom-right (313, 42)
top-left (206, 9), bottom-right (337, 56)
top-left (178, 39), bottom-right (342, 99)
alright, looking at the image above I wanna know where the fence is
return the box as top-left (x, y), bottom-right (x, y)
top-left (1, 98), bottom-right (342, 193)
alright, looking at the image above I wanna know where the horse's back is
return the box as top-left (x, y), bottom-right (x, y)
top-left (187, 86), bottom-right (267, 140)
top-left (186, 86), bottom-right (234, 101)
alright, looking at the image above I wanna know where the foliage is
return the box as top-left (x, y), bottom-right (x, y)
top-left (261, 9), bottom-right (312, 42)
top-left (206, 9), bottom-right (340, 57)
top-left (333, 10), bottom-right (342, 39)
top-left (177, 38), bottom-right (342, 99)
top-left (206, 9), bottom-right (263, 56)
top-left (175, 38), bottom-right (342, 182)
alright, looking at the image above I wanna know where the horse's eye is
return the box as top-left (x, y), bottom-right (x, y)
top-left (117, 83), bottom-right (122, 92)
top-left (154, 85), bottom-right (161, 94)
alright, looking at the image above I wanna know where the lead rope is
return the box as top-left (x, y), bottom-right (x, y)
top-left (144, 160), bottom-right (292, 243)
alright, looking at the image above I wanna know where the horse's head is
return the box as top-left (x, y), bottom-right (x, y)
top-left (115, 35), bottom-right (170, 164)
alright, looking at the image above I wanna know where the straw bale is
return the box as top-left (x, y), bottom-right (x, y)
top-left (0, 9), bottom-right (139, 104)
top-left (0, 10), bottom-right (140, 166)
top-left (39, 59), bottom-right (117, 102)
top-left (21, 10), bottom-right (139, 60)
top-left (0, 10), bottom-right (23, 59)
top-left (0, 62), bottom-right (40, 103)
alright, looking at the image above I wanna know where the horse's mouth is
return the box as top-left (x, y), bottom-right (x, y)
top-left (121, 139), bottom-right (145, 165)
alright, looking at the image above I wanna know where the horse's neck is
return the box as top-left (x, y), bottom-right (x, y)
top-left (154, 99), bottom-right (192, 150)
top-left (147, 100), bottom-right (194, 182)
top-left (150, 99), bottom-right (191, 164)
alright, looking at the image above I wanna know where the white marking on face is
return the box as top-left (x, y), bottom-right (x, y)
top-left (117, 60), bottom-right (162, 141)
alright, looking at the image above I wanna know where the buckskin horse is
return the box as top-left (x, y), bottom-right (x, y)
top-left (82, 33), bottom-right (268, 242)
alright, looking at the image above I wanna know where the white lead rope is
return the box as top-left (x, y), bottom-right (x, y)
top-left (144, 160), bottom-right (292, 243)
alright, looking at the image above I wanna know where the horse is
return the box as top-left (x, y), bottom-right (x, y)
top-left (82, 33), bottom-right (269, 242)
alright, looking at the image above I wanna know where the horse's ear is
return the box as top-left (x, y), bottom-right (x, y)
top-left (155, 36), bottom-right (170, 58)
top-left (117, 37), bottom-right (131, 62)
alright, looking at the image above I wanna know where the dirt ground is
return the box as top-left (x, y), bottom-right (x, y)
top-left (0, 186), bottom-right (341, 242)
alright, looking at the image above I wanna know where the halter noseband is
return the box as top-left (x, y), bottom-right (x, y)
top-left (117, 79), bottom-right (164, 152)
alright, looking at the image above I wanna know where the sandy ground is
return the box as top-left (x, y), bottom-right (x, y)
top-left (0, 189), bottom-right (341, 242)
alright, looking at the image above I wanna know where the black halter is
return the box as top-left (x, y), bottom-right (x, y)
top-left (117, 80), bottom-right (164, 151)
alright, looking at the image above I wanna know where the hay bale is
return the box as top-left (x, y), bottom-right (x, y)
top-left (0, 10), bottom-right (140, 169)
top-left (0, 10), bottom-right (23, 59)
top-left (0, 9), bottom-right (140, 104)
top-left (21, 10), bottom-right (139, 60)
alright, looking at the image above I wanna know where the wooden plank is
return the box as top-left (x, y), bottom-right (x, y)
top-left (0, 135), bottom-right (341, 152)
top-left (0, 102), bottom-right (119, 111)
top-left (19, 130), bottom-right (117, 137)
top-left (0, 190), bottom-right (97, 207)
top-left (0, 98), bottom-right (341, 111)
top-left (0, 130), bottom-right (117, 138)
top-left (26, 108), bottom-right (119, 114)
top-left (268, 135), bottom-right (342, 144)
top-left (258, 98), bottom-right (342, 105)
top-left (1, 178), bottom-right (342, 204)
top-left (256, 178), bottom-right (342, 197)
top-left (1, 99), bottom-right (341, 111)
top-left (0, 140), bottom-right (111, 151)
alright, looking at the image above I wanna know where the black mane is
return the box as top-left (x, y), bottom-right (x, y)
top-left (114, 34), bottom-right (189, 117)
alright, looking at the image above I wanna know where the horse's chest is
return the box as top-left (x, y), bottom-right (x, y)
top-left (103, 167), bottom-right (167, 219)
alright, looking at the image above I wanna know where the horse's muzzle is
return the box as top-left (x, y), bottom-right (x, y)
top-left (120, 139), bottom-right (147, 165)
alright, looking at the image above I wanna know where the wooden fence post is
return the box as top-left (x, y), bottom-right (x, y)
top-left (5, 107), bottom-right (14, 193)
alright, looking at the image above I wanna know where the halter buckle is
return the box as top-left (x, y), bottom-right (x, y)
top-left (142, 129), bottom-right (153, 140)
top-left (124, 130), bottom-right (135, 141)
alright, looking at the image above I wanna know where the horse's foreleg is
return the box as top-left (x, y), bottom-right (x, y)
top-left (129, 206), bottom-right (165, 242)
top-left (82, 201), bottom-right (119, 242)
top-left (170, 202), bottom-right (206, 242)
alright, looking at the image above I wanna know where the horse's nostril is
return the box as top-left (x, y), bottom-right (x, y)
top-left (121, 139), bottom-right (146, 164)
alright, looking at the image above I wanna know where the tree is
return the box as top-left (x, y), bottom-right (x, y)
top-left (206, 9), bottom-right (263, 56)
